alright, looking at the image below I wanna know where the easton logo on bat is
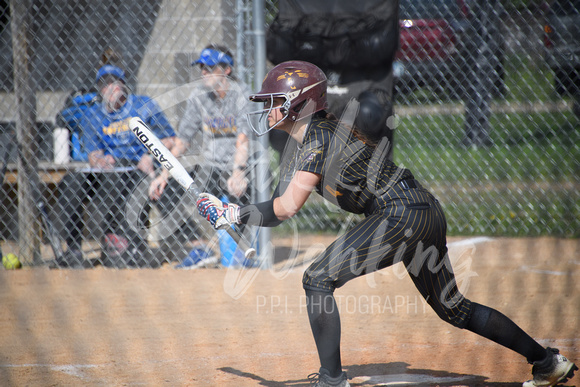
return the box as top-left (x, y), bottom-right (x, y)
top-left (131, 119), bottom-right (174, 171)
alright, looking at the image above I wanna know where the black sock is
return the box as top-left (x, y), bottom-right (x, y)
top-left (305, 289), bottom-right (342, 377)
top-left (466, 302), bottom-right (547, 363)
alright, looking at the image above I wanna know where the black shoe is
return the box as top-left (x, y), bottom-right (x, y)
top-left (50, 249), bottom-right (92, 269)
top-left (308, 368), bottom-right (350, 387)
top-left (523, 348), bottom-right (578, 387)
top-left (100, 234), bottom-right (157, 268)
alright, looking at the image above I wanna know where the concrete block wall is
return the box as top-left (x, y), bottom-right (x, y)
top-left (137, 0), bottom-right (238, 129)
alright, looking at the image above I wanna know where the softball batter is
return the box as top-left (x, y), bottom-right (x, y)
top-left (196, 61), bottom-right (576, 387)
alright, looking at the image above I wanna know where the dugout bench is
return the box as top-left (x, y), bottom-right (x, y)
top-left (1, 155), bottom-right (207, 264)
top-left (0, 162), bottom-right (89, 241)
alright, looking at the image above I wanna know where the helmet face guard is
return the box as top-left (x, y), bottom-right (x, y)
top-left (246, 93), bottom-right (291, 136)
top-left (246, 61), bottom-right (328, 136)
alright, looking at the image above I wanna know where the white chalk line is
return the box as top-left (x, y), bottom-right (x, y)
top-left (448, 236), bottom-right (493, 248)
top-left (445, 237), bottom-right (575, 277)
top-left (0, 364), bottom-right (99, 380)
top-left (518, 265), bottom-right (572, 276)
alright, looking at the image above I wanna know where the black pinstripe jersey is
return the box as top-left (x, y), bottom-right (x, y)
top-left (279, 117), bottom-right (414, 215)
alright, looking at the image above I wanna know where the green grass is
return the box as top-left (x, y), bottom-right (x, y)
top-left (503, 53), bottom-right (556, 103)
top-left (277, 108), bottom-right (580, 237)
top-left (393, 111), bottom-right (580, 181)
top-left (392, 108), bottom-right (580, 237)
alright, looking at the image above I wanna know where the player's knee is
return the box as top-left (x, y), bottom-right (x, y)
top-left (302, 270), bottom-right (336, 293)
top-left (436, 310), bottom-right (469, 328)
top-left (431, 296), bottom-right (473, 329)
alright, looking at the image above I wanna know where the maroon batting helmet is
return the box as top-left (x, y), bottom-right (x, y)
top-left (247, 61), bottom-right (328, 136)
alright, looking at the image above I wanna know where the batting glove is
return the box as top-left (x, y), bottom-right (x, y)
top-left (196, 193), bottom-right (241, 230)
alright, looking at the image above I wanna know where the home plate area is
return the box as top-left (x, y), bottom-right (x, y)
top-left (350, 373), bottom-right (477, 386)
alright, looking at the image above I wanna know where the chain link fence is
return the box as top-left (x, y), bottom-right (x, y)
top-left (269, 0), bottom-right (580, 240)
top-left (0, 0), bottom-right (578, 269)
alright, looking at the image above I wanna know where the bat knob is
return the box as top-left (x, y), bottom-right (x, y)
top-left (245, 248), bottom-right (257, 260)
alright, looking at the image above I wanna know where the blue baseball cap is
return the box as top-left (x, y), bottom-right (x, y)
top-left (96, 65), bottom-right (126, 83)
top-left (193, 48), bottom-right (234, 67)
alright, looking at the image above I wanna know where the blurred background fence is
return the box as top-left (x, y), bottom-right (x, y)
top-left (0, 0), bottom-right (578, 267)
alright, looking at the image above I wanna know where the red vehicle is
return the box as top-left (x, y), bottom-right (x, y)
top-left (394, 0), bottom-right (505, 99)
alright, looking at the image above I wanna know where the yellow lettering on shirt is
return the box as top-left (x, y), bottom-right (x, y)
top-left (202, 116), bottom-right (238, 135)
top-left (102, 117), bottom-right (132, 135)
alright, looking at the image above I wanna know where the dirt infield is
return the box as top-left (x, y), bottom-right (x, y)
top-left (0, 235), bottom-right (578, 386)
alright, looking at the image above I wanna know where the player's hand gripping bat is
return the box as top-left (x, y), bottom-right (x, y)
top-left (129, 117), bottom-right (257, 260)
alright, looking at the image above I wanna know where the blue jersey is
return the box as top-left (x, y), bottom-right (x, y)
top-left (81, 95), bottom-right (175, 162)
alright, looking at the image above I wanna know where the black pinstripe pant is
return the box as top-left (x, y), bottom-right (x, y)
top-left (303, 182), bottom-right (473, 328)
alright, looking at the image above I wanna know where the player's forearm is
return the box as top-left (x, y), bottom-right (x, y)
top-left (239, 199), bottom-right (284, 227)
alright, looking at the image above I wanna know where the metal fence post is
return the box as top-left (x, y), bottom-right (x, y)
top-left (10, 0), bottom-right (42, 265)
top-left (252, 0), bottom-right (272, 268)
top-left (462, 0), bottom-right (499, 147)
